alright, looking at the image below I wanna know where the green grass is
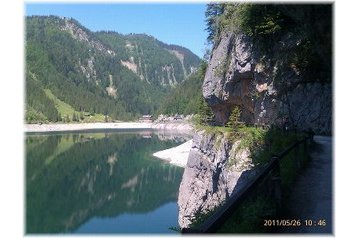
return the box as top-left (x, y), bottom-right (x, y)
top-left (194, 124), bottom-right (233, 135)
top-left (44, 89), bottom-right (108, 123)
top-left (44, 89), bottom-right (75, 118)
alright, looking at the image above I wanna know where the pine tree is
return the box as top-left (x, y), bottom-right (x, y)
top-left (57, 112), bottom-right (62, 122)
top-left (80, 111), bottom-right (85, 120)
top-left (72, 112), bottom-right (78, 122)
top-left (198, 96), bottom-right (214, 125)
top-left (228, 105), bottom-right (242, 131)
top-left (205, 3), bottom-right (225, 44)
top-left (65, 115), bottom-right (70, 123)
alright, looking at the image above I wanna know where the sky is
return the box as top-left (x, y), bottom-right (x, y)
top-left (25, 3), bottom-right (208, 58)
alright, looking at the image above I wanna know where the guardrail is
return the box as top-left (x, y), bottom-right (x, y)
top-left (182, 134), bottom-right (313, 233)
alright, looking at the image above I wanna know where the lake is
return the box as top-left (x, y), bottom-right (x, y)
top-left (26, 129), bottom-right (191, 234)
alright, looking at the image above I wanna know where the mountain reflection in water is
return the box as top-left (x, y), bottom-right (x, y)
top-left (26, 130), bottom-right (189, 234)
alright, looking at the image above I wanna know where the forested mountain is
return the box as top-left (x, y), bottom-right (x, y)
top-left (158, 62), bottom-right (207, 115)
top-left (25, 15), bottom-right (201, 123)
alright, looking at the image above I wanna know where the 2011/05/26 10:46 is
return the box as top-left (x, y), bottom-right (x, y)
top-left (263, 219), bottom-right (327, 227)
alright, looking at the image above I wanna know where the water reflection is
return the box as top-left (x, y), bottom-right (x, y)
top-left (26, 131), bottom-right (187, 234)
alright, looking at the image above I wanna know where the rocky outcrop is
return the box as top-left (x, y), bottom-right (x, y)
top-left (202, 30), bottom-right (332, 135)
top-left (61, 18), bottom-right (115, 57)
top-left (178, 131), bottom-right (257, 228)
top-left (78, 56), bottom-right (97, 82)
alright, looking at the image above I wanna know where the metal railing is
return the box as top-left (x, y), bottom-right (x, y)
top-left (182, 134), bottom-right (313, 233)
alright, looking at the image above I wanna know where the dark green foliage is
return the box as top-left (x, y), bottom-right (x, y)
top-left (198, 96), bottom-right (215, 125)
top-left (26, 16), bottom-right (127, 121)
top-left (79, 111), bottom-right (84, 120)
top-left (72, 112), bottom-right (78, 122)
top-left (158, 62), bottom-right (207, 115)
top-left (205, 3), bottom-right (225, 44)
top-left (25, 106), bottom-right (48, 123)
top-left (227, 105), bottom-right (242, 131)
top-left (64, 115), bottom-right (70, 123)
top-left (26, 71), bottom-right (59, 122)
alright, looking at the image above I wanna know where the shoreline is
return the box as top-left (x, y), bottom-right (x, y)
top-left (25, 122), bottom-right (152, 133)
top-left (25, 122), bottom-right (193, 133)
top-left (152, 140), bottom-right (193, 167)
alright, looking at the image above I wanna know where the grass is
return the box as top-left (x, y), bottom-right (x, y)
top-left (44, 89), bottom-right (76, 117)
top-left (194, 124), bottom-right (233, 135)
top-left (44, 89), bottom-right (108, 123)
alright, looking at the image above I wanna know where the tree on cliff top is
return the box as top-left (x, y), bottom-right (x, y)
top-left (198, 96), bottom-right (214, 125)
top-left (227, 106), bottom-right (242, 131)
top-left (205, 3), bottom-right (225, 44)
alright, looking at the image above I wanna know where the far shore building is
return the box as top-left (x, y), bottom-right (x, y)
top-left (139, 115), bottom-right (153, 123)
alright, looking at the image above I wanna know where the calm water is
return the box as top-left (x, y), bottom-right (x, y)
top-left (26, 130), bottom-right (189, 234)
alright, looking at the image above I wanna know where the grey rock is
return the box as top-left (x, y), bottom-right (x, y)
top-left (202, 30), bottom-right (331, 134)
top-left (202, 31), bottom-right (255, 125)
top-left (178, 131), bottom-right (256, 228)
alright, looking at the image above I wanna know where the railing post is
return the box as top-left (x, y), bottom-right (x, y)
top-left (271, 156), bottom-right (282, 209)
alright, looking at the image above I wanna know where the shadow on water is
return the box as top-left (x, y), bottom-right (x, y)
top-left (26, 131), bottom-right (188, 234)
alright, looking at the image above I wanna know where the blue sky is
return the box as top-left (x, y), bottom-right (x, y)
top-left (25, 3), bottom-right (208, 58)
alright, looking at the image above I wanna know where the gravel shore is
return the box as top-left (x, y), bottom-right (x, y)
top-left (25, 122), bottom-right (193, 133)
top-left (25, 122), bottom-right (152, 133)
top-left (152, 140), bottom-right (193, 167)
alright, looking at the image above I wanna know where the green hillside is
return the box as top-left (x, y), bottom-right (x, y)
top-left (25, 15), bottom-right (201, 123)
top-left (158, 62), bottom-right (207, 115)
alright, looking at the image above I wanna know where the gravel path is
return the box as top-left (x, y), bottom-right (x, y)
top-left (279, 136), bottom-right (333, 234)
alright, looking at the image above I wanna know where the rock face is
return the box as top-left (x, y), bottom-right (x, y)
top-left (178, 131), bottom-right (257, 228)
top-left (202, 30), bottom-right (332, 135)
top-left (61, 18), bottom-right (115, 57)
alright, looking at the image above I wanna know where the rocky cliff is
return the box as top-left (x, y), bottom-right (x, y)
top-left (203, 29), bottom-right (332, 135)
top-left (179, 4), bottom-right (332, 228)
top-left (178, 131), bottom-right (258, 228)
